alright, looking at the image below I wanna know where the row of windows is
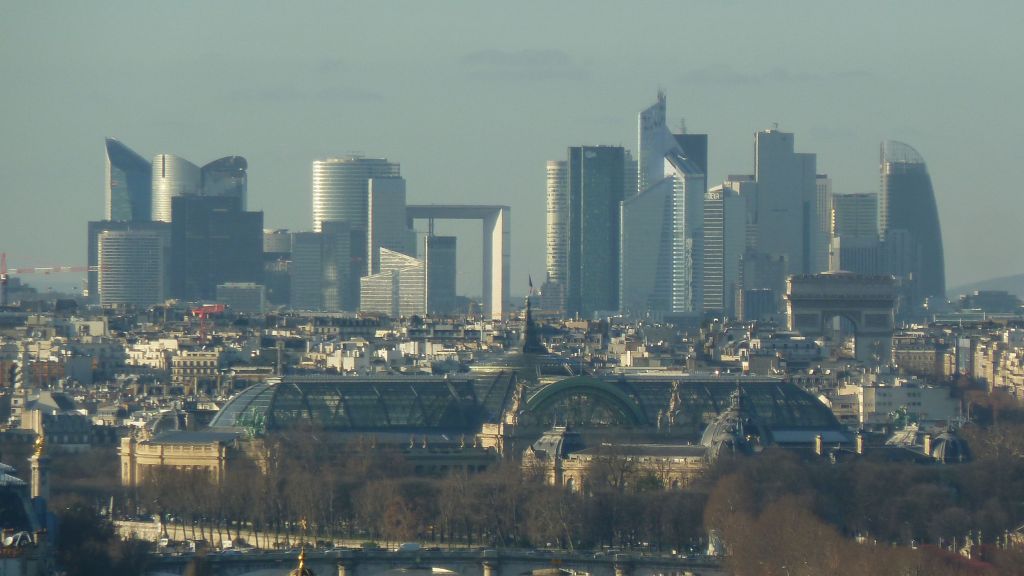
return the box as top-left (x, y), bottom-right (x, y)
top-left (173, 360), bottom-right (218, 368)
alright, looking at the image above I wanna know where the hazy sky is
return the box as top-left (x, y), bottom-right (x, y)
top-left (1, 1), bottom-right (1021, 295)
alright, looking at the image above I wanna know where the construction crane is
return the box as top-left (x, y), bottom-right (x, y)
top-left (0, 253), bottom-right (97, 306)
top-left (192, 304), bottom-right (226, 343)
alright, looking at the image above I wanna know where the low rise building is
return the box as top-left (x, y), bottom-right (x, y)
top-left (170, 349), bottom-right (222, 392)
top-left (858, 383), bottom-right (958, 430)
top-left (216, 282), bottom-right (266, 314)
top-left (119, 430), bottom-right (241, 486)
top-left (127, 338), bottom-right (179, 371)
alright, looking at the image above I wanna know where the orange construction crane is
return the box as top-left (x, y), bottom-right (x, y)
top-left (192, 304), bottom-right (226, 343)
top-left (0, 252), bottom-right (97, 306)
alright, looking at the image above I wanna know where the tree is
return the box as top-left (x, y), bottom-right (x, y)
top-left (55, 504), bottom-right (115, 576)
top-left (524, 485), bottom-right (580, 549)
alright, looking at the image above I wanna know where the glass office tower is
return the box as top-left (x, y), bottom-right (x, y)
top-left (312, 156), bottom-right (400, 233)
top-left (880, 140), bottom-right (946, 310)
top-left (104, 138), bottom-right (152, 222)
top-left (98, 230), bottom-right (165, 307)
top-left (152, 154), bottom-right (201, 222)
top-left (201, 156), bottom-right (248, 210)
top-left (567, 146), bottom-right (625, 317)
top-left (170, 195), bottom-right (263, 301)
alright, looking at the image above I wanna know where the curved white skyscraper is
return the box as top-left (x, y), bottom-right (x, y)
top-left (312, 156), bottom-right (400, 232)
top-left (151, 154), bottom-right (201, 222)
top-left (545, 160), bottom-right (568, 286)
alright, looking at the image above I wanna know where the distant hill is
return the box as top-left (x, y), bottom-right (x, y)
top-left (948, 273), bottom-right (1024, 299)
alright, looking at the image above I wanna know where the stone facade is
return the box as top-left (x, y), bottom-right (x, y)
top-left (119, 432), bottom-right (237, 486)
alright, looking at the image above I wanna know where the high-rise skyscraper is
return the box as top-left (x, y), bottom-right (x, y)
top-left (289, 232), bottom-right (324, 310)
top-left (732, 130), bottom-right (822, 316)
top-left (703, 184), bottom-right (746, 317)
top-left (674, 133), bottom-right (708, 179)
top-left (567, 146), bottom-right (625, 317)
top-left (638, 92), bottom-right (707, 193)
top-left (263, 229), bottom-right (291, 306)
top-left (829, 193), bottom-right (883, 275)
top-left (752, 129), bottom-right (821, 276)
top-left (87, 220), bottom-right (170, 303)
top-left (313, 156), bottom-right (400, 310)
top-left (170, 195), bottom-right (263, 301)
top-left (321, 220), bottom-right (357, 312)
top-left (619, 93), bottom-right (710, 319)
top-left (312, 156), bottom-right (400, 233)
top-left (285, 224), bottom-right (360, 312)
top-left (814, 174), bottom-right (833, 273)
top-left (425, 235), bottom-right (457, 315)
top-left (620, 178), bottom-right (670, 317)
top-left (360, 248), bottom-right (425, 318)
top-left (623, 151), bottom-right (638, 202)
top-left (152, 154), bottom-right (202, 222)
top-left (620, 151), bottom-right (706, 318)
top-left (367, 177), bottom-right (413, 274)
top-left (832, 193), bottom-right (878, 239)
top-left (201, 156), bottom-right (248, 210)
top-left (263, 229), bottom-right (292, 256)
top-left (637, 91), bottom-right (672, 194)
top-left (104, 138), bottom-right (152, 222)
top-left (543, 160), bottom-right (568, 311)
top-left (879, 140), bottom-right (945, 311)
top-left (98, 230), bottom-right (165, 308)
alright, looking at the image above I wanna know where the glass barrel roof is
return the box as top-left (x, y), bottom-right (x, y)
top-left (210, 376), bottom-right (507, 434)
top-left (208, 382), bottom-right (276, 432)
top-left (209, 375), bottom-right (842, 438)
top-left (518, 376), bottom-right (844, 435)
top-left (622, 377), bottom-right (841, 431)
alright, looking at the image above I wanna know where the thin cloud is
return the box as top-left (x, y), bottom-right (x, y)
top-left (461, 49), bottom-right (590, 82)
top-left (681, 65), bottom-right (871, 86)
top-left (230, 84), bottom-right (382, 103)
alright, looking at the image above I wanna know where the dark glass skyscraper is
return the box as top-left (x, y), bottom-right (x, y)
top-left (674, 133), bottom-right (708, 179)
top-left (321, 220), bottom-right (359, 312)
top-left (567, 146), bottom-right (625, 317)
top-left (170, 195), bottom-right (263, 301)
top-left (104, 138), bottom-right (152, 222)
top-left (201, 156), bottom-right (248, 209)
top-left (426, 235), bottom-right (457, 315)
top-left (880, 141), bottom-right (946, 310)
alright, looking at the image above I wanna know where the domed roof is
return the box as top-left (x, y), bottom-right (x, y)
top-left (700, 386), bottom-right (772, 462)
top-left (528, 426), bottom-right (584, 460)
top-left (931, 429), bottom-right (971, 463)
top-left (148, 410), bottom-right (184, 435)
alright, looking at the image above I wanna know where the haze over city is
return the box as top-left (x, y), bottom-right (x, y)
top-left (2, 0), bottom-right (1022, 294)
top-left (6, 3), bottom-right (1024, 576)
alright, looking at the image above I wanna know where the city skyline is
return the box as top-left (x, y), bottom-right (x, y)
top-left (2, 2), bottom-right (1021, 295)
